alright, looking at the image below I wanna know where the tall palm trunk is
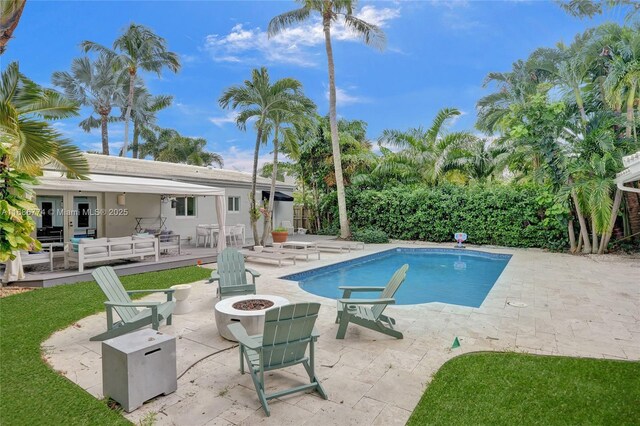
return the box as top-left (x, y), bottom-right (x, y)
top-left (571, 189), bottom-right (591, 253)
top-left (249, 123), bottom-right (264, 245)
top-left (591, 217), bottom-right (598, 254)
top-left (261, 127), bottom-right (279, 245)
top-left (0, 0), bottom-right (26, 54)
top-left (574, 88), bottom-right (587, 123)
top-left (599, 188), bottom-right (623, 254)
top-left (568, 219), bottom-right (576, 253)
top-left (132, 122), bottom-right (140, 159)
top-left (323, 14), bottom-right (350, 239)
top-left (625, 81), bottom-right (636, 140)
top-left (122, 68), bottom-right (136, 156)
top-left (100, 114), bottom-right (109, 155)
top-left (626, 183), bottom-right (640, 239)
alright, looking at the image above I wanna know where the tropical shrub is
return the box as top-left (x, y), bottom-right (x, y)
top-left (352, 228), bottom-right (389, 244)
top-left (336, 184), bottom-right (568, 250)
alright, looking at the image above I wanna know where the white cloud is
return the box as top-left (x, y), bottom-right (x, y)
top-left (209, 111), bottom-right (239, 127)
top-left (218, 145), bottom-right (272, 172)
top-left (325, 86), bottom-right (368, 106)
top-left (203, 5), bottom-right (401, 67)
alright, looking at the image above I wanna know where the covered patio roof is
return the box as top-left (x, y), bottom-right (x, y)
top-left (615, 151), bottom-right (640, 194)
top-left (35, 171), bottom-right (225, 196)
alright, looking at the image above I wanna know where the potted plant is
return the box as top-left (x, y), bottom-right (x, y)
top-left (271, 227), bottom-right (288, 243)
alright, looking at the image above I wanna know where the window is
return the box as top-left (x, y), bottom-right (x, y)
top-left (228, 196), bottom-right (240, 212)
top-left (175, 196), bottom-right (196, 217)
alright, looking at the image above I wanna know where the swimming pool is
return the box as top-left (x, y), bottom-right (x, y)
top-left (281, 248), bottom-right (511, 308)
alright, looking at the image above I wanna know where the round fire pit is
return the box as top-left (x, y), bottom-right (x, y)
top-left (214, 294), bottom-right (289, 341)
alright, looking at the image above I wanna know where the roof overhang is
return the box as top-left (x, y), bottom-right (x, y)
top-left (614, 151), bottom-right (640, 194)
top-left (261, 190), bottom-right (294, 202)
top-left (34, 171), bottom-right (225, 197)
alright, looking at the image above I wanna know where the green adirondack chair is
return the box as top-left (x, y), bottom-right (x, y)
top-left (90, 266), bottom-right (176, 341)
top-left (228, 302), bottom-right (327, 416)
top-left (335, 264), bottom-right (409, 340)
top-left (209, 248), bottom-right (260, 298)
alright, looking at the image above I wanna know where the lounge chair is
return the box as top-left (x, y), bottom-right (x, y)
top-left (90, 266), bottom-right (175, 341)
top-left (228, 303), bottom-right (327, 416)
top-left (314, 240), bottom-right (365, 253)
top-left (262, 246), bottom-right (321, 261)
top-left (335, 264), bottom-right (409, 340)
top-left (239, 249), bottom-right (297, 267)
top-left (209, 248), bottom-right (260, 298)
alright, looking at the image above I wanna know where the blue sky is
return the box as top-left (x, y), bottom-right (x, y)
top-left (4, 0), bottom-right (621, 171)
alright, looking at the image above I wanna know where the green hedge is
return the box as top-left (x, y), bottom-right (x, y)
top-left (340, 184), bottom-right (567, 250)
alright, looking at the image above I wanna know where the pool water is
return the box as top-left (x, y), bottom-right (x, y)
top-left (282, 248), bottom-right (511, 308)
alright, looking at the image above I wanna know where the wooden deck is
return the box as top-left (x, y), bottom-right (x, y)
top-left (12, 246), bottom-right (219, 288)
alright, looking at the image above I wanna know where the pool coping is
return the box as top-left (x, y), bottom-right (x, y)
top-left (281, 246), bottom-right (512, 283)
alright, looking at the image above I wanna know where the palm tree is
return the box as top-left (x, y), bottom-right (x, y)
top-left (0, 0), bottom-right (26, 54)
top-left (529, 30), bottom-right (598, 124)
top-left (82, 24), bottom-right (180, 156)
top-left (156, 133), bottom-right (223, 167)
top-left (260, 98), bottom-right (315, 245)
top-left (601, 24), bottom-right (640, 140)
top-left (52, 54), bottom-right (126, 155)
top-left (476, 59), bottom-right (548, 134)
top-left (128, 86), bottom-right (172, 158)
top-left (219, 67), bottom-right (310, 244)
top-left (2, 62), bottom-right (88, 175)
top-left (269, 0), bottom-right (386, 239)
top-left (1, 62), bottom-right (88, 260)
top-left (451, 138), bottom-right (509, 183)
top-left (375, 108), bottom-right (474, 186)
top-left (138, 126), bottom-right (176, 160)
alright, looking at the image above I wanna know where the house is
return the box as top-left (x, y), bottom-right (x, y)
top-left (33, 154), bottom-right (295, 246)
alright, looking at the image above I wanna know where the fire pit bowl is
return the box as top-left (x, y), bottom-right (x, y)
top-left (214, 294), bottom-right (289, 341)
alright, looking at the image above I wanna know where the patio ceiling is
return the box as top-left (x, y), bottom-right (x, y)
top-left (34, 171), bottom-right (225, 197)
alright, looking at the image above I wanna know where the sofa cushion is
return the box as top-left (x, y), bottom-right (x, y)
top-left (83, 246), bottom-right (108, 256)
top-left (111, 244), bottom-right (133, 252)
top-left (80, 237), bottom-right (108, 245)
top-left (108, 237), bottom-right (133, 244)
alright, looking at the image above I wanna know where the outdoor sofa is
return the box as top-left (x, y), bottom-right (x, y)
top-left (64, 236), bottom-right (159, 272)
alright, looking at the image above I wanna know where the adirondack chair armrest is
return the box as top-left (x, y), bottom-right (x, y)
top-left (104, 301), bottom-right (161, 307)
top-left (338, 286), bottom-right (385, 291)
top-left (209, 271), bottom-right (220, 284)
top-left (126, 289), bottom-right (175, 295)
top-left (246, 268), bottom-right (261, 279)
top-left (338, 297), bottom-right (396, 305)
top-left (227, 323), bottom-right (262, 350)
top-left (339, 286), bottom-right (386, 298)
top-left (311, 327), bottom-right (320, 341)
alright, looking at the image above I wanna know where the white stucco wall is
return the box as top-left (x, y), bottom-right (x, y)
top-left (32, 185), bottom-right (294, 245)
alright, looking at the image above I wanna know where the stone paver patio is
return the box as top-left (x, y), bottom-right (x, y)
top-left (43, 242), bottom-right (640, 425)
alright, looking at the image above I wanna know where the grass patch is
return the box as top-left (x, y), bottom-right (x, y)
top-left (0, 267), bottom-right (211, 426)
top-left (408, 352), bottom-right (640, 426)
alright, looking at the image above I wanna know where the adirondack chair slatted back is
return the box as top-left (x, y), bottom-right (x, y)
top-left (261, 303), bottom-right (320, 369)
top-left (371, 264), bottom-right (409, 319)
top-left (92, 267), bottom-right (139, 323)
top-left (218, 248), bottom-right (248, 287)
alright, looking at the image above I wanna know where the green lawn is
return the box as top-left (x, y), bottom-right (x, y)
top-left (0, 267), bottom-right (211, 426)
top-left (408, 352), bottom-right (640, 426)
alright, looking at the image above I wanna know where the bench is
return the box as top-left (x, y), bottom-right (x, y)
top-left (65, 236), bottom-right (159, 272)
top-left (239, 250), bottom-right (297, 267)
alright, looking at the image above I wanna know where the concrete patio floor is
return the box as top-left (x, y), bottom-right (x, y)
top-left (43, 242), bottom-right (640, 425)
